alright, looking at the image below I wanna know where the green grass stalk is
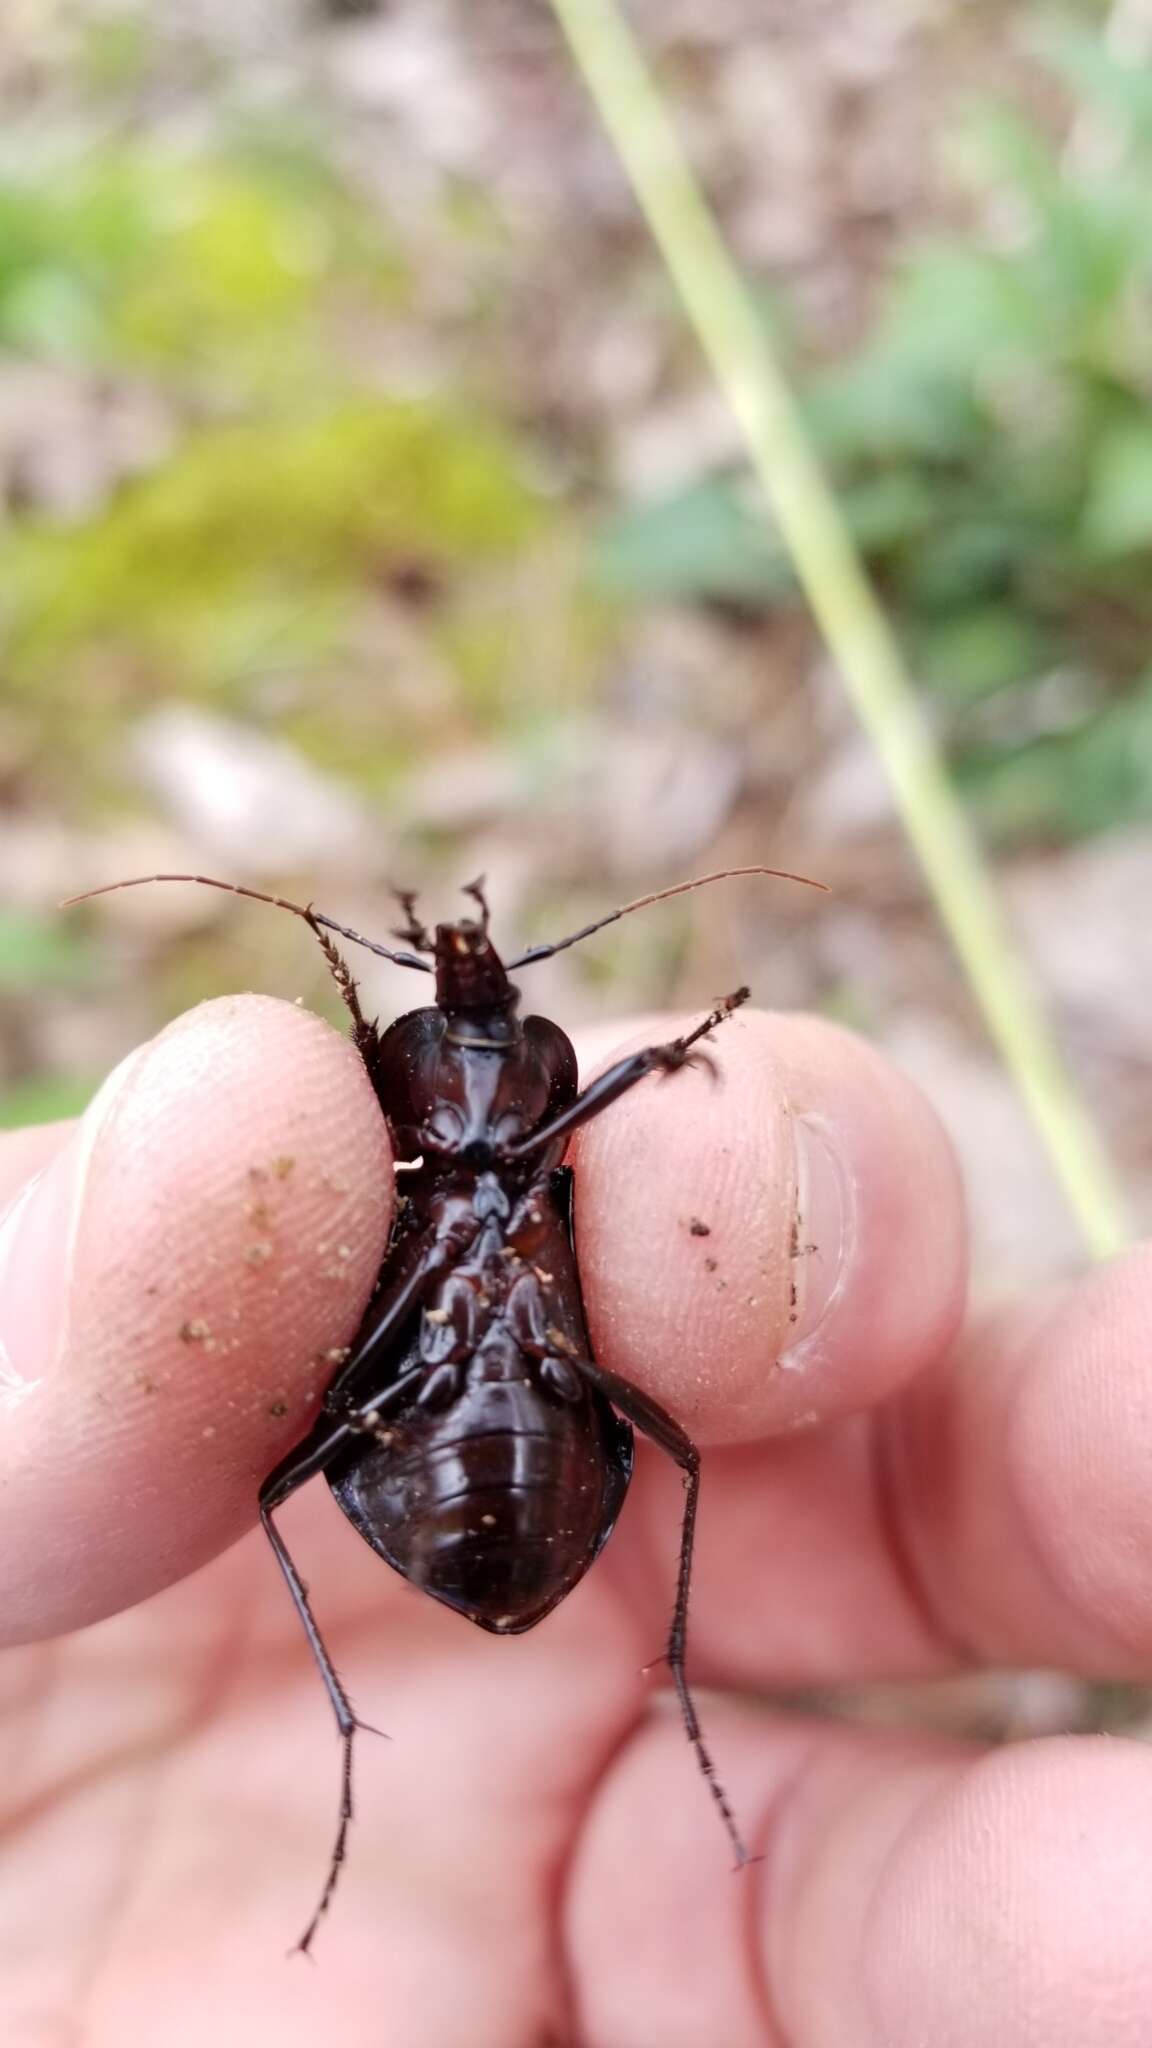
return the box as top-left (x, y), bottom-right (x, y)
top-left (549, 0), bottom-right (1129, 1260)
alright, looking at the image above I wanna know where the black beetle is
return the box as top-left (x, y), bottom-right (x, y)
top-left (68, 863), bottom-right (823, 1948)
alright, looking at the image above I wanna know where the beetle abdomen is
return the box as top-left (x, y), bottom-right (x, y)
top-left (329, 1376), bottom-right (632, 1633)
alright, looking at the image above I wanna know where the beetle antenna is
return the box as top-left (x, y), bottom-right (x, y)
top-left (505, 865), bottom-right (828, 970)
top-left (61, 873), bottom-right (435, 974)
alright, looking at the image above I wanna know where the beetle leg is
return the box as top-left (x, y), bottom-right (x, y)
top-left (505, 1267), bottom-right (549, 1350)
top-left (418, 1272), bottom-right (480, 1367)
top-left (556, 1346), bottom-right (752, 1870)
top-left (416, 1359), bottom-right (464, 1409)
top-left (259, 1423), bottom-right (370, 1955)
top-left (322, 1233), bottom-right (452, 1411)
top-left (505, 990), bottom-right (750, 1158)
top-left (259, 1367), bottom-right (425, 1953)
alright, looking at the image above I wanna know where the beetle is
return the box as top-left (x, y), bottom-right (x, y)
top-left (68, 862), bottom-right (824, 1949)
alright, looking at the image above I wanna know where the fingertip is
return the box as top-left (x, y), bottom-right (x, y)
top-left (0, 1121), bottom-right (70, 1206)
top-left (564, 1704), bottom-right (803, 2048)
top-left (571, 1011), bottom-right (967, 1444)
top-left (891, 1242), bottom-right (1152, 1671)
top-left (570, 1711), bottom-right (1152, 2048)
top-left (860, 1736), bottom-right (1152, 2046)
top-left (0, 995), bottom-right (392, 1642)
top-left (564, 1705), bottom-right (961, 2048)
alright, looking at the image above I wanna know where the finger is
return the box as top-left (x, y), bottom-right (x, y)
top-left (571, 1009), bottom-right (967, 1444)
top-left (0, 996), bottom-right (392, 1645)
top-left (877, 1241), bottom-right (1152, 1675)
top-left (0, 1122), bottom-right (70, 1203)
top-left (566, 1708), bottom-right (1152, 2047)
top-left (573, 1016), bottom-right (1152, 1681)
top-left (581, 1206), bottom-right (1152, 1693)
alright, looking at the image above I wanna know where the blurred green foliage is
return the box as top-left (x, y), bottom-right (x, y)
top-left (600, 23), bottom-right (1152, 845)
top-left (0, 134), bottom-right (398, 384)
top-left (0, 86), bottom-right (608, 1123)
top-left (0, 127), bottom-right (594, 799)
top-left (0, 911), bottom-right (96, 1127)
top-left (0, 909), bottom-right (92, 992)
top-left (5, 397), bottom-right (545, 771)
top-left (0, 1073), bottom-right (97, 1128)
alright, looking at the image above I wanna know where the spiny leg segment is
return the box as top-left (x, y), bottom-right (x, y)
top-left (599, 1358), bottom-right (750, 1866)
top-left (259, 1361), bottom-right (429, 1953)
top-left (304, 917), bottom-right (384, 1073)
top-left (259, 1485), bottom-right (365, 1957)
top-left (506, 987), bottom-right (750, 1159)
top-left (518, 993), bottom-right (754, 1865)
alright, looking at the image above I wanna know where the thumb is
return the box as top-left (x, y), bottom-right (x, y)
top-left (0, 995), bottom-right (391, 1646)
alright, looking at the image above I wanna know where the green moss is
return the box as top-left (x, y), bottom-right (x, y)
top-left (0, 117), bottom-right (605, 815)
top-left (3, 398), bottom-right (545, 715)
top-left (0, 140), bottom-right (402, 379)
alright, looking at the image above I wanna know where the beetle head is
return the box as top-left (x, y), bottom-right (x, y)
top-left (434, 918), bottom-right (518, 1019)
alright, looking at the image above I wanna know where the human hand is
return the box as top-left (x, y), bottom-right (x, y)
top-left (1, 996), bottom-right (1150, 2046)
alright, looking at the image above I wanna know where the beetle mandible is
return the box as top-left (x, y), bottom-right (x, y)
top-left (68, 863), bottom-right (825, 1950)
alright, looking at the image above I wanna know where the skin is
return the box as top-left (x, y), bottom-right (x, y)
top-left (0, 994), bottom-right (1151, 2046)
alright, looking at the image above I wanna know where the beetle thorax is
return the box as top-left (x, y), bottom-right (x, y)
top-left (419, 1040), bottom-right (532, 1160)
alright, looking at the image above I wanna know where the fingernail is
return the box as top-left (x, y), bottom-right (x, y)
top-left (778, 1113), bottom-right (854, 1369)
top-left (0, 1046), bottom-right (147, 1403)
